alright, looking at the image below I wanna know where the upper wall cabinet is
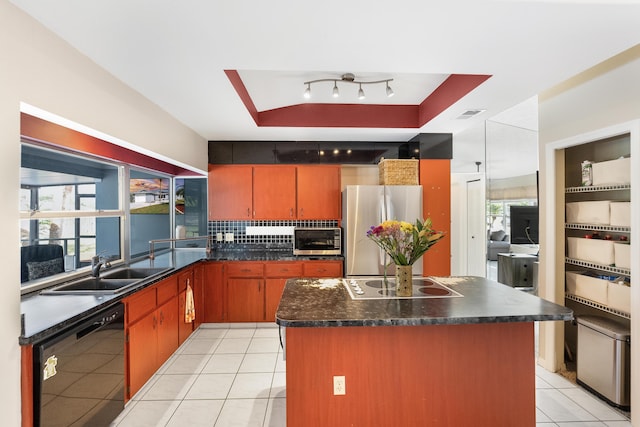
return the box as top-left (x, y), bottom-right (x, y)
top-left (253, 166), bottom-right (297, 219)
top-left (297, 166), bottom-right (341, 219)
top-left (208, 164), bottom-right (341, 220)
top-left (208, 165), bottom-right (253, 219)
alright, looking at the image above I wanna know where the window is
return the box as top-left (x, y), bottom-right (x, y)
top-left (20, 142), bottom-right (208, 293)
top-left (174, 177), bottom-right (208, 248)
top-left (487, 199), bottom-right (537, 240)
top-left (20, 143), bottom-right (123, 291)
top-left (129, 170), bottom-right (171, 258)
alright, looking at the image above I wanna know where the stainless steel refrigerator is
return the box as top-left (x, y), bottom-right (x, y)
top-left (342, 185), bottom-right (423, 277)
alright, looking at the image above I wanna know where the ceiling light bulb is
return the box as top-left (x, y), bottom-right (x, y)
top-left (304, 83), bottom-right (311, 99)
top-left (386, 82), bottom-right (394, 97)
top-left (332, 82), bottom-right (339, 98)
top-left (358, 84), bottom-right (365, 100)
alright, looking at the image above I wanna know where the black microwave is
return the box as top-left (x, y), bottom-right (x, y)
top-left (293, 228), bottom-right (342, 256)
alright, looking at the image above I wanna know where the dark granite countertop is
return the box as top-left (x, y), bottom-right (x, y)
top-left (20, 248), bottom-right (342, 344)
top-left (276, 276), bottom-right (573, 327)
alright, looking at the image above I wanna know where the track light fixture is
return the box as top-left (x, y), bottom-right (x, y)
top-left (303, 73), bottom-right (394, 100)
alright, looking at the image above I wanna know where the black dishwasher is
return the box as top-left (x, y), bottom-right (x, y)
top-left (33, 303), bottom-right (125, 427)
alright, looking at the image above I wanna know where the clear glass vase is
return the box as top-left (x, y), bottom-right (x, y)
top-left (395, 265), bottom-right (413, 297)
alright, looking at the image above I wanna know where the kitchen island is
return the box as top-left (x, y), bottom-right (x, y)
top-left (276, 276), bottom-right (572, 427)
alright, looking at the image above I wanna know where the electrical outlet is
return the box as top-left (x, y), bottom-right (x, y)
top-left (225, 232), bottom-right (234, 242)
top-left (333, 376), bottom-right (346, 395)
top-left (216, 232), bottom-right (223, 242)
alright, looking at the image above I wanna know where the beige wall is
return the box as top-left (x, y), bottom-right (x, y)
top-left (537, 44), bottom-right (640, 418)
top-left (1, 2), bottom-right (206, 424)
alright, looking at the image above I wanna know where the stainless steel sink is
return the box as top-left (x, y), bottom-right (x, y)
top-left (101, 267), bottom-right (170, 280)
top-left (41, 277), bottom-right (139, 295)
top-left (40, 267), bottom-right (171, 295)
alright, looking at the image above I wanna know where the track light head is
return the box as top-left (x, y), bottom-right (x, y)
top-left (386, 81), bottom-right (394, 97)
top-left (303, 83), bottom-right (311, 99)
top-left (358, 84), bottom-right (365, 100)
top-left (332, 82), bottom-right (339, 98)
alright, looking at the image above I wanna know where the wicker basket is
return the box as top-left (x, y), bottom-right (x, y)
top-left (378, 158), bottom-right (419, 185)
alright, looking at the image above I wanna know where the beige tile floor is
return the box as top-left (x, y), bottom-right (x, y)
top-left (111, 322), bottom-right (631, 427)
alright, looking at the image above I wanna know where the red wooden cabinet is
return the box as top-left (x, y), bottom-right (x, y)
top-left (225, 262), bottom-right (265, 322)
top-left (302, 260), bottom-right (343, 278)
top-left (227, 278), bottom-right (265, 322)
top-left (157, 297), bottom-right (179, 363)
top-left (420, 159), bottom-right (451, 276)
top-left (203, 262), bottom-right (225, 322)
top-left (207, 164), bottom-right (341, 220)
top-left (127, 311), bottom-right (158, 398)
top-left (192, 263), bottom-right (205, 329)
top-left (208, 165), bottom-right (253, 219)
top-left (253, 166), bottom-right (297, 219)
top-left (265, 262), bottom-right (304, 322)
top-left (297, 165), bottom-right (341, 219)
top-left (124, 274), bottom-right (182, 400)
top-left (213, 260), bottom-right (342, 323)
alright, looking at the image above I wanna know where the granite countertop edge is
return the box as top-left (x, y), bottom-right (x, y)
top-left (277, 313), bottom-right (574, 328)
top-left (275, 277), bottom-right (574, 328)
top-left (20, 248), bottom-right (343, 345)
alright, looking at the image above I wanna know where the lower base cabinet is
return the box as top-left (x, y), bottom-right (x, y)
top-left (127, 309), bottom-right (158, 398)
top-left (209, 259), bottom-right (343, 323)
top-left (203, 262), bottom-right (225, 322)
top-left (227, 278), bottom-right (265, 321)
top-left (157, 297), bottom-right (179, 363)
top-left (124, 266), bottom-right (197, 400)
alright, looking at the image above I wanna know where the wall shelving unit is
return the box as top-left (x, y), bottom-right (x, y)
top-left (562, 133), bottom-right (632, 362)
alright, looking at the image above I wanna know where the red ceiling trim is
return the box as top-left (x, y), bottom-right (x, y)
top-left (225, 69), bottom-right (259, 125)
top-left (226, 70), bottom-right (491, 129)
top-left (259, 103), bottom-right (418, 128)
top-left (20, 113), bottom-right (201, 176)
top-left (417, 74), bottom-right (492, 127)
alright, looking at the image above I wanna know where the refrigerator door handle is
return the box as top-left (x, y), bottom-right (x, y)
top-left (377, 194), bottom-right (391, 270)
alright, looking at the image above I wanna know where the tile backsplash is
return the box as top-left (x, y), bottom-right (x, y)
top-left (208, 220), bottom-right (339, 247)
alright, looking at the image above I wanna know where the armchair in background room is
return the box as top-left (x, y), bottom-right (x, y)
top-left (487, 230), bottom-right (510, 261)
top-left (20, 244), bottom-right (64, 283)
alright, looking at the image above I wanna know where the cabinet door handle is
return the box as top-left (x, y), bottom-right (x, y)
top-left (160, 311), bottom-right (164, 325)
top-left (247, 208), bottom-right (250, 217)
top-left (300, 208), bottom-right (304, 217)
top-left (153, 315), bottom-right (158, 329)
top-left (290, 208), bottom-right (293, 217)
top-left (241, 268), bottom-right (251, 273)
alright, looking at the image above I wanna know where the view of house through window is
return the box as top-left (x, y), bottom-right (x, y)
top-left (129, 170), bottom-right (171, 258)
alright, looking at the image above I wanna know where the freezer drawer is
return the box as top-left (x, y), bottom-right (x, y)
top-left (576, 315), bottom-right (630, 409)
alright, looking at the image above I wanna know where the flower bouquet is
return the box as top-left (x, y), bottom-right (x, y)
top-left (366, 218), bottom-right (445, 296)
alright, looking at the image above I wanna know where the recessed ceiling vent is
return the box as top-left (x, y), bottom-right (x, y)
top-left (457, 109), bottom-right (486, 119)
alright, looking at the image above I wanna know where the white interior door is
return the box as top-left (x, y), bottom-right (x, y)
top-left (467, 179), bottom-right (486, 276)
